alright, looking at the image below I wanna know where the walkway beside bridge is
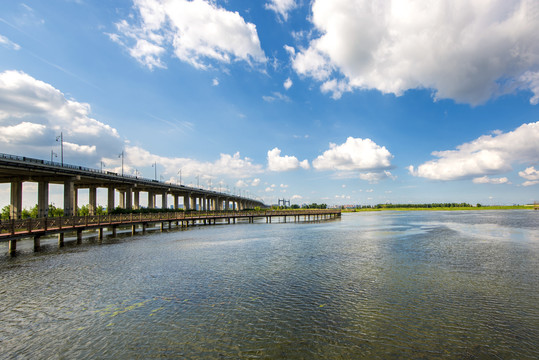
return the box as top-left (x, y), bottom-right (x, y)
top-left (1, 209), bottom-right (341, 255)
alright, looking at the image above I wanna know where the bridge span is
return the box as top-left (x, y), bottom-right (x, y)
top-left (0, 153), bottom-right (266, 219)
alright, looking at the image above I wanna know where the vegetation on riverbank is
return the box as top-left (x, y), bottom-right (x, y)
top-left (343, 205), bottom-right (533, 212)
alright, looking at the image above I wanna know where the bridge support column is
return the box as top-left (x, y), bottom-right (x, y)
top-left (183, 193), bottom-right (190, 211)
top-left (8, 240), bottom-right (16, 255)
top-left (148, 191), bottom-right (155, 209)
top-left (162, 192), bottom-right (168, 209)
top-left (125, 188), bottom-right (132, 210)
top-left (58, 232), bottom-right (64, 247)
top-left (133, 190), bottom-right (140, 210)
top-left (34, 236), bottom-right (40, 252)
top-left (38, 181), bottom-right (49, 218)
top-left (174, 195), bottom-right (179, 210)
top-left (225, 199), bottom-right (229, 211)
top-left (119, 191), bottom-right (125, 209)
top-left (10, 180), bottom-right (22, 219)
top-left (89, 186), bottom-right (97, 215)
top-left (107, 186), bottom-right (115, 213)
top-left (64, 179), bottom-right (75, 217)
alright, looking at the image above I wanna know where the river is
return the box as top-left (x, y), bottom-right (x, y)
top-left (1, 210), bottom-right (538, 359)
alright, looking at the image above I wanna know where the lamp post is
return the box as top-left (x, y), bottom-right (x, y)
top-left (55, 132), bottom-right (63, 166)
top-left (152, 162), bottom-right (157, 180)
top-left (50, 150), bottom-right (57, 163)
top-left (118, 151), bottom-right (124, 176)
top-left (177, 169), bottom-right (182, 185)
top-left (100, 161), bottom-right (105, 171)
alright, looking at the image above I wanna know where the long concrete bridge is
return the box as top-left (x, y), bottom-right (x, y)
top-left (0, 152), bottom-right (266, 219)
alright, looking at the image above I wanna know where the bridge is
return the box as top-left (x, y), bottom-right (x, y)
top-left (0, 209), bottom-right (341, 254)
top-left (0, 152), bottom-right (266, 219)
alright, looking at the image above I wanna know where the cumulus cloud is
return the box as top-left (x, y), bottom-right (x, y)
top-left (0, 70), bottom-right (121, 165)
top-left (265, 0), bottom-right (297, 21)
top-left (284, 77), bottom-right (293, 90)
top-left (251, 178), bottom-right (261, 186)
top-left (409, 122), bottom-right (539, 180)
top-left (126, 145), bottom-right (263, 179)
top-left (111, 0), bottom-right (266, 70)
top-left (519, 166), bottom-right (539, 186)
top-left (313, 137), bottom-right (393, 182)
top-left (267, 147), bottom-right (310, 171)
top-left (291, 194), bottom-right (303, 200)
top-left (290, 0), bottom-right (539, 105)
top-left (472, 176), bottom-right (509, 184)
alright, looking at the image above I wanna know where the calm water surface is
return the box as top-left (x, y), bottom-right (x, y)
top-left (1, 210), bottom-right (538, 359)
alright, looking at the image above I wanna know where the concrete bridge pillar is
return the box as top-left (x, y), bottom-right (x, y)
top-left (125, 188), bottom-right (132, 210)
top-left (184, 193), bottom-right (190, 211)
top-left (38, 180), bottom-right (49, 218)
top-left (162, 192), bottom-right (168, 209)
top-left (133, 190), bottom-right (140, 210)
top-left (89, 186), bottom-right (97, 215)
top-left (148, 191), bottom-right (155, 209)
top-left (119, 191), bottom-right (125, 209)
top-left (10, 180), bottom-right (22, 219)
top-left (107, 185), bottom-right (115, 213)
top-left (64, 178), bottom-right (75, 217)
top-left (225, 198), bottom-right (229, 211)
top-left (174, 194), bottom-right (179, 209)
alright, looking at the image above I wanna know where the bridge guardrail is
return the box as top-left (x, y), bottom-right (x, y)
top-left (0, 209), bottom-right (341, 237)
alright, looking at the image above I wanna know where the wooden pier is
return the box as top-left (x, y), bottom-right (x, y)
top-left (1, 209), bottom-right (341, 255)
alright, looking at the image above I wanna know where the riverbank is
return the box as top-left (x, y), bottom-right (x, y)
top-left (343, 205), bottom-right (534, 212)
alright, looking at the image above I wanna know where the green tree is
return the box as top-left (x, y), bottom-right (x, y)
top-left (1, 205), bottom-right (10, 220)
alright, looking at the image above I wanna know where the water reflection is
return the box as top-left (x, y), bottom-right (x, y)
top-left (0, 211), bottom-right (538, 359)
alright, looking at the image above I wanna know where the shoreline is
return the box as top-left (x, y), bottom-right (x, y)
top-left (343, 205), bottom-right (534, 212)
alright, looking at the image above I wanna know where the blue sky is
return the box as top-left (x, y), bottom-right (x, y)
top-left (1, 0), bottom-right (538, 208)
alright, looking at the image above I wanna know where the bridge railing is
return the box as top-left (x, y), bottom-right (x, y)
top-left (0, 209), bottom-right (341, 237)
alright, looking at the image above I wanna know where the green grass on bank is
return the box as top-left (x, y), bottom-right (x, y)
top-left (343, 205), bottom-right (534, 212)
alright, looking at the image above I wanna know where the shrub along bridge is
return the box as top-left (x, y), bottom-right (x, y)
top-left (1, 209), bottom-right (341, 255)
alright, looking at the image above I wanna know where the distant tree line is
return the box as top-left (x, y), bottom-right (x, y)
top-left (359, 203), bottom-right (472, 209)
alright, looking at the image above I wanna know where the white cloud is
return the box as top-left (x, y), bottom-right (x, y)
top-left (0, 70), bottom-right (121, 165)
top-left (284, 77), bottom-right (293, 90)
top-left (265, 187), bottom-right (275, 192)
top-left (265, 0), bottom-right (297, 21)
top-left (519, 166), bottom-right (539, 180)
top-left (290, 0), bottom-right (539, 105)
top-left (409, 122), bottom-right (539, 180)
top-left (126, 145), bottom-right (263, 179)
top-left (313, 137), bottom-right (393, 172)
top-left (236, 179), bottom-right (248, 188)
top-left (359, 170), bottom-right (395, 183)
top-left (251, 178), bottom-right (261, 186)
top-left (472, 176), bottom-right (509, 184)
top-left (267, 147), bottom-right (310, 171)
top-left (112, 0), bottom-right (266, 70)
top-left (212, 78), bottom-right (219, 86)
top-left (263, 92), bottom-right (291, 102)
top-left (0, 34), bottom-right (21, 51)
top-left (519, 166), bottom-right (539, 186)
top-left (291, 194), bottom-right (303, 200)
top-left (280, 184), bottom-right (288, 188)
